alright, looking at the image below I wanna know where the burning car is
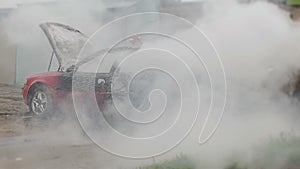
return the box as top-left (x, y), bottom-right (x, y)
top-left (22, 22), bottom-right (142, 116)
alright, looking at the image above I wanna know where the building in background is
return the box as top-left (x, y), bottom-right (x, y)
top-left (0, 0), bottom-right (204, 85)
top-left (0, 8), bottom-right (17, 85)
top-left (0, 0), bottom-right (58, 85)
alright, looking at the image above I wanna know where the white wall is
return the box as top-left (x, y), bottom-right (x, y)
top-left (0, 23), bottom-right (16, 85)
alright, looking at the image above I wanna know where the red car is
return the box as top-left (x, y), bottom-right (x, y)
top-left (22, 22), bottom-right (141, 116)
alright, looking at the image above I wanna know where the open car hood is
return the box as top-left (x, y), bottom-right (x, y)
top-left (40, 22), bottom-right (88, 70)
top-left (40, 22), bottom-right (142, 72)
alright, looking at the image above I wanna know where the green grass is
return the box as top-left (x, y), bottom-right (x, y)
top-left (251, 134), bottom-right (300, 169)
top-left (138, 155), bottom-right (195, 169)
top-left (287, 0), bottom-right (300, 5)
top-left (137, 134), bottom-right (300, 169)
top-left (224, 162), bottom-right (248, 169)
top-left (222, 135), bottom-right (300, 169)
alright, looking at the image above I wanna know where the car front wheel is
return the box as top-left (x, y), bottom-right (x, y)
top-left (29, 85), bottom-right (53, 116)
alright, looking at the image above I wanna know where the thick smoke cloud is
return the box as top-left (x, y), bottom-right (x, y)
top-left (1, 0), bottom-right (105, 83)
top-left (174, 1), bottom-right (300, 168)
top-left (1, 0), bottom-right (300, 168)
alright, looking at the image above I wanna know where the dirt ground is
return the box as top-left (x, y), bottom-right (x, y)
top-left (0, 84), bottom-right (28, 137)
top-left (0, 84), bottom-right (152, 169)
top-left (0, 84), bottom-right (27, 115)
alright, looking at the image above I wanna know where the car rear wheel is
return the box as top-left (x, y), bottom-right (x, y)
top-left (29, 85), bottom-right (53, 116)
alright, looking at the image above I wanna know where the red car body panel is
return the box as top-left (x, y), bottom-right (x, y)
top-left (22, 71), bottom-right (62, 105)
top-left (22, 71), bottom-right (108, 110)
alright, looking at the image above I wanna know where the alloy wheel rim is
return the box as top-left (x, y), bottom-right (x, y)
top-left (31, 91), bottom-right (47, 115)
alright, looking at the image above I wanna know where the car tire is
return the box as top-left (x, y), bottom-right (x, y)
top-left (29, 85), bottom-right (53, 117)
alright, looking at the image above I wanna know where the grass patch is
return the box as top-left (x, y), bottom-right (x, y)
top-left (137, 134), bottom-right (300, 169)
top-left (251, 133), bottom-right (300, 169)
top-left (138, 155), bottom-right (195, 169)
top-left (224, 162), bottom-right (248, 169)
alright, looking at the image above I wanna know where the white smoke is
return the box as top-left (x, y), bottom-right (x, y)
top-left (1, 0), bottom-right (300, 168)
top-left (1, 0), bottom-right (105, 83)
top-left (171, 1), bottom-right (300, 168)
